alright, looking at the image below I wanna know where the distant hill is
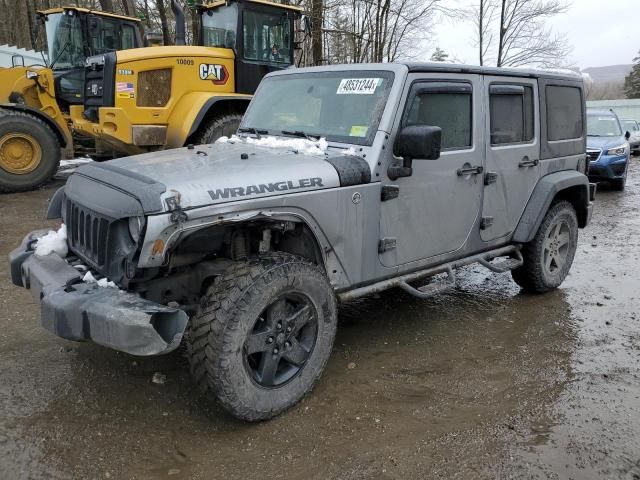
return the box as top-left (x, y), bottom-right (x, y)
top-left (582, 64), bottom-right (632, 84)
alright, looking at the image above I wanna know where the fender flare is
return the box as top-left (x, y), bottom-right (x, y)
top-left (0, 103), bottom-right (68, 147)
top-left (186, 95), bottom-right (252, 139)
top-left (513, 170), bottom-right (590, 243)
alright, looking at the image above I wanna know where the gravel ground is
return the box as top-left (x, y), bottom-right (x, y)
top-left (0, 160), bottom-right (639, 480)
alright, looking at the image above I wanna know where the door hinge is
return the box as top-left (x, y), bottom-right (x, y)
top-left (484, 172), bottom-right (498, 185)
top-left (378, 237), bottom-right (397, 253)
top-left (480, 217), bottom-right (494, 230)
top-left (381, 185), bottom-right (400, 201)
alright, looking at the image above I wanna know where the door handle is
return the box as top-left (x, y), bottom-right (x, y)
top-left (519, 157), bottom-right (539, 168)
top-left (457, 164), bottom-right (484, 176)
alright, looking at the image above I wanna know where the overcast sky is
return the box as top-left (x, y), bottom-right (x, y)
top-left (431, 0), bottom-right (639, 69)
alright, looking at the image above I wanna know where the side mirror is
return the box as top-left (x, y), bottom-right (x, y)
top-left (389, 125), bottom-right (442, 180)
top-left (625, 131), bottom-right (631, 140)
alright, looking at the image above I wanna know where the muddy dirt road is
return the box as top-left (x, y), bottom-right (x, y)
top-left (1, 162), bottom-right (639, 480)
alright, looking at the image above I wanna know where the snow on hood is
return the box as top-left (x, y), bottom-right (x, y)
top-left (217, 134), bottom-right (330, 156)
top-left (34, 224), bottom-right (68, 258)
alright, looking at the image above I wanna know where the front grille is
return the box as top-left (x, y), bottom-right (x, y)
top-left (137, 68), bottom-right (172, 107)
top-left (586, 148), bottom-right (601, 162)
top-left (65, 198), bottom-right (111, 268)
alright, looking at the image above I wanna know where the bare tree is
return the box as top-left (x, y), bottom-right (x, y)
top-left (470, 0), bottom-right (497, 66)
top-left (496, 0), bottom-right (571, 68)
top-left (99, 0), bottom-right (114, 11)
top-left (121, 0), bottom-right (137, 17)
top-left (319, 0), bottom-right (448, 65)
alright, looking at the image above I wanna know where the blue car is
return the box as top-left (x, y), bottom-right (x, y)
top-left (586, 109), bottom-right (631, 191)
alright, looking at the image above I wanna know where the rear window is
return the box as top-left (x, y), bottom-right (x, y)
top-left (546, 86), bottom-right (583, 141)
top-left (489, 85), bottom-right (534, 145)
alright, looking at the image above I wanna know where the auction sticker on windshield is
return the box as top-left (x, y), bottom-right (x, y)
top-left (337, 78), bottom-right (381, 95)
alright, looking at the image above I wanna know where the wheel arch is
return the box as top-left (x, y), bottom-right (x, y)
top-left (0, 103), bottom-right (67, 147)
top-left (185, 96), bottom-right (252, 144)
top-left (513, 170), bottom-right (591, 243)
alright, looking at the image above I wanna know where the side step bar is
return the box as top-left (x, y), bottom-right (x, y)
top-left (338, 245), bottom-right (522, 302)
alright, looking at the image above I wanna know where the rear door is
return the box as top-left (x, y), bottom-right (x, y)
top-left (480, 76), bottom-right (540, 241)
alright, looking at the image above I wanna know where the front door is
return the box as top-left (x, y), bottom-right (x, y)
top-left (379, 73), bottom-right (484, 268)
top-left (480, 76), bottom-right (540, 241)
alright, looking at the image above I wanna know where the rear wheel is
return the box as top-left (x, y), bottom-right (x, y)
top-left (0, 110), bottom-right (61, 192)
top-left (192, 113), bottom-right (243, 145)
top-left (186, 253), bottom-right (337, 421)
top-left (511, 201), bottom-right (579, 293)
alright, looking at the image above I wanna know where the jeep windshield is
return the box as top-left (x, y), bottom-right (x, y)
top-left (587, 114), bottom-right (622, 137)
top-left (240, 71), bottom-right (395, 146)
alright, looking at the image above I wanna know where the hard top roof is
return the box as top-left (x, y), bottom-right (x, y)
top-left (269, 62), bottom-right (583, 82)
top-left (38, 7), bottom-right (141, 22)
top-left (405, 62), bottom-right (582, 81)
top-left (201, 0), bottom-right (303, 12)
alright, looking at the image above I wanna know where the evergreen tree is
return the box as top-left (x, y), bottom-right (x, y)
top-left (624, 51), bottom-right (640, 99)
top-left (430, 47), bottom-right (449, 62)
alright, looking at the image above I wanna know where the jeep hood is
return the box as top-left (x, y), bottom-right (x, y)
top-left (70, 141), bottom-right (370, 213)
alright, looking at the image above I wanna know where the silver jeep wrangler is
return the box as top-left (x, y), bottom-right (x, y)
top-left (9, 63), bottom-right (595, 421)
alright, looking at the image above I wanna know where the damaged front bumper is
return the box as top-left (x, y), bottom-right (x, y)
top-left (8, 231), bottom-right (188, 356)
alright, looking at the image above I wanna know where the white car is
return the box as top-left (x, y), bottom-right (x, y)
top-left (622, 119), bottom-right (640, 154)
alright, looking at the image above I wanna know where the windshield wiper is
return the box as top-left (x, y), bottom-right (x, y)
top-left (281, 130), bottom-right (320, 141)
top-left (238, 127), bottom-right (268, 139)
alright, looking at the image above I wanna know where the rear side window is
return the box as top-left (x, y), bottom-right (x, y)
top-left (489, 84), bottom-right (534, 145)
top-left (404, 83), bottom-right (472, 150)
top-left (546, 86), bottom-right (583, 141)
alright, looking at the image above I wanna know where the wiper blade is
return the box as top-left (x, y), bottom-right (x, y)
top-left (238, 127), bottom-right (268, 139)
top-left (281, 130), bottom-right (319, 141)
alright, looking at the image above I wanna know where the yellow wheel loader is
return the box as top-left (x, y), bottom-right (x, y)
top-left (0, 7), bottom-right (143, 192)
top-left (70, 0), bottom-right (304, 157)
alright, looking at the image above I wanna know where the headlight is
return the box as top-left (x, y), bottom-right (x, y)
top-left (128, 216), bottom-right (146, 243)
top-left (606, 145), bottom-right (627, 156)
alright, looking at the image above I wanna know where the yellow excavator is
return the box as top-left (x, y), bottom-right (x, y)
top-left (0, 7), bottom-right (143, 192)
top-left (1, 0), bottom-right (305, 193)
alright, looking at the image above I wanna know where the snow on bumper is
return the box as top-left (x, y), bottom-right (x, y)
top-left (8, 231), bottom-right (188, 356)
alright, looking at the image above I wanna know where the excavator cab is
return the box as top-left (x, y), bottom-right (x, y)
top-left (36, 7), bottom-right (142, 109)
top-left (197, 0), bottom-right (302, 93)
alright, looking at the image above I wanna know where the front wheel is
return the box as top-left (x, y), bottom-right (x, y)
top-left (611, 176), bottom-right (626, 191)
top-left (511, 201), bottom-right (579, 293)
top-left (0, 110), bottom-right (61, 192)
top-left (186, 253), bottom-right (338, 421)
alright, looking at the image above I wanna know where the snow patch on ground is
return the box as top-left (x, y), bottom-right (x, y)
top-left (34, 224), bottom-right (68, 258)
top-left (217, 135), bottom-right (329, 156)
top-left (82, 271), bottom-right (117, 288)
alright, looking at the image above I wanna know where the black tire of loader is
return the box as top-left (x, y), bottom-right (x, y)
top-left (192, 113), bottom-right (243, 145)
top-left (0, 110), bottom-right (61, 193)
top-left (511, 200), bottom-right (579, 293)
top-left (186, 253), bottom-right (338, 421)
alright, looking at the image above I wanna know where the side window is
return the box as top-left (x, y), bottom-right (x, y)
top-left (243, 10), bottom-right (292, 64)
top-left (404, 83), bottom-right (472, 150)
top-left (489, 84), bottom-right (534, 145)
top-left (92, 18), bottom-right (118, 53)
top-left (121, 24), bottom-right (137, 50)
top-left (546, 85), bottom-right (583, 141)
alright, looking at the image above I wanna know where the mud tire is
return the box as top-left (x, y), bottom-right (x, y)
top-left (0, 110), bottom-right (61, 192)
top-left (511, 201), bottom-right (579, 293)
top-left (192, 113), bottom-right (243, 145)
top-left (186, 253), bottom-right (337, 421)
